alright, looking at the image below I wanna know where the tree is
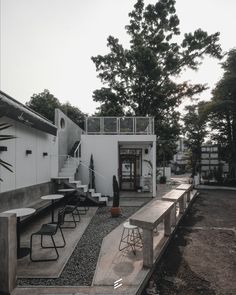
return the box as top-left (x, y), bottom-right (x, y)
top-left (207, 49), bottom-right (236, 178)
top-left (61, 102), bottom-right (85, 129)
top-left (26, 89), bottom-right (86, 128)
top-left (182, 101), bottom-right (208, 176)
top-left (93, 88), bottom-right (124, 116)
top-left (91, 0), bottom-right (222, 158)
top-left (26, 89), bottom-right (60, 122)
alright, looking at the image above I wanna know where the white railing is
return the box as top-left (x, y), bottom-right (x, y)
top-left (85, 117), bottom-right (154, 135)
top-left (74, 141), bottom-right (81, 158)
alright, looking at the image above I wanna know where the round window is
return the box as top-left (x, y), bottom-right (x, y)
top-left (60, 118), bottom-right (65, 129)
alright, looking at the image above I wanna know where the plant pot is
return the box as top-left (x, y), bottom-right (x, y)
top-left (110, 207), bottom-right (121, 217)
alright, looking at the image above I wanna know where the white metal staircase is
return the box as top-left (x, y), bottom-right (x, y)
top-left (56, 156), bottom-right (108, 205)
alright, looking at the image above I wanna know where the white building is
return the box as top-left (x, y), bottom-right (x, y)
top-left (0, 91), bottom-right (58, 211)
top-left (79, 117), bottom-right (156, 197)
top-left (0, 92), bottom-right (157, 211)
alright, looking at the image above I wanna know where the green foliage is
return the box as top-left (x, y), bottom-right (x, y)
top-left (61, 102), bottom-right (85, 129)
top-left (207, 49), bottom-right (236, 177)
top-left (182, 101), bottom-right (208, 176)
top-left (91, 0), bottom-right (222, 158)
top-left (26, 89), bottom-right (60, 122)
top-left (0, 123), bottom-right (15, 181)
top-left (112, 175), bottom-right (120, 207)
top-left (26, 89), bottom-right (86, 128)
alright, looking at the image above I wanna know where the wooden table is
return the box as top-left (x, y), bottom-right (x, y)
top-left (4, 208), bottom-right (36, 259)
top-left (130, 200), bottom-right (174, 268)
top-left (41, 194), bottom-right (64, 223)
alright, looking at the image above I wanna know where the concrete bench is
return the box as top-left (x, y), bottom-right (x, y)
top-left (130, 199), bottom-right (174, 268)
top-left (162, 189), bottom-right (187, 227)
top-left (175, 183), bottom-right (193, 202)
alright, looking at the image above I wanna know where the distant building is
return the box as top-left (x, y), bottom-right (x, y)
top-left (172, 137), bottom-right (188, 174)
top-left (200, 144), bottom-right (229, 182)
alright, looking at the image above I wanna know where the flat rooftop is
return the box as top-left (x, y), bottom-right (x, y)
top-left (85, 117), bottom-right (154, 135)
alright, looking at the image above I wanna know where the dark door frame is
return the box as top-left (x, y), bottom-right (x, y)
top-left (119, 148), bottom-right (142, 191)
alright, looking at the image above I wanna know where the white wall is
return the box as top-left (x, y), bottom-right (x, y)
top-left (55, 109), bottom-right (84, 169)
top-left (0, 117), bottom-right (58, 193)
top-left (80, 134), bottom-right (156, 196)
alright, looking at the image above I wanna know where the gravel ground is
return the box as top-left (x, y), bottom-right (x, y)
top-left (17, 206), bottom-right (139, 287)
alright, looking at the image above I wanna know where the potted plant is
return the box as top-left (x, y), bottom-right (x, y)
top-left (110, 175), bottom-right (121, 217)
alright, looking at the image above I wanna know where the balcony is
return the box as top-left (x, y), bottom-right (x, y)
top-left (85, 117), bottom-right (154, 135)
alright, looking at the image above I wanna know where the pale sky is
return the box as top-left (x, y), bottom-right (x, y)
top-left (1, 0), bottom-right (236, 115)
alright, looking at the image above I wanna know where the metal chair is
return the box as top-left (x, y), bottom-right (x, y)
top-left (69, 193), bottom-right (89, 215)
top-left (30, 208), bottom-right (66, 262)
top-left (62, 198), bottom-right (81, 228)
top-left (119, 221), bottom-right (142, 255)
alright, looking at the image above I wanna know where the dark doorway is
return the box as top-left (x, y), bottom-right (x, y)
top-left (119, 148), bottom-right (142, 191)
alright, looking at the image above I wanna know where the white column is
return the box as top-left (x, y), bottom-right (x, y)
top-left (152, 139), bottom-right (156, 197)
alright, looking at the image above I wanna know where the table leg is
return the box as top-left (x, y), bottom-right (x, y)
top-left (51, 200), bottom-right (55, 223)
top-left (17, 217), bottom-right (30, 259)
top-left (17, 217), bottom-right (20, 258)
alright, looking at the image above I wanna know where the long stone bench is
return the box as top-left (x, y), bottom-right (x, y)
top-left (175, 183), bottom-right (193, 202)
top-left (130, 199), bottom-right (175, 268)
top-left (162, 189), bottom-right (188, 228)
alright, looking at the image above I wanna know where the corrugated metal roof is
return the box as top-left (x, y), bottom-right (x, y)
top-left (0, 91), bottom-right (57, 136)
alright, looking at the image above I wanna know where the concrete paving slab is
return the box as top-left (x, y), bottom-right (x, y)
top-left (17, 207), bottom-right (97, 278)
top-left (12, 285), bottom-right (137, 295)
top-left (93, 190), bottom-right (198, 290)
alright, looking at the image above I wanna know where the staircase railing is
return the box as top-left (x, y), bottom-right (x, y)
top-left (74, 141), bottom-right (81, 158)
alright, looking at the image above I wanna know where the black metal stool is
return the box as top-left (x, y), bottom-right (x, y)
top-left (119, 221), bottom-right (142, 255)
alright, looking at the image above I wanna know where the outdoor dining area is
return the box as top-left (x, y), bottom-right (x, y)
top-left (1, 189), bottom-right (93, 269)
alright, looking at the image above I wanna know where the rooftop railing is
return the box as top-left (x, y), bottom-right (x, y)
top-left (85, 117), bottom-right (154, 135)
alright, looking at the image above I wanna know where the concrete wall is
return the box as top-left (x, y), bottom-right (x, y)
top-left (0, 117), bottom-right (58, 194)
top-left (0, 182), bottom-right (54, 213)
top-left (80, 134), bottom-right (156, 196)
top-left (0, 213), bottom-right (17, 295)
top-left (54, 109), bottom-right (84, 170)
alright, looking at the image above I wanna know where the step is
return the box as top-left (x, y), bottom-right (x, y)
top-left (99, 196), bottom-right (108, 202)
top-left (69, 180), bottom-right (82, 185)
top-left (77, 184), bottom-right (88, 192)
top-left (59, 172), bottom-right (75, 177)
top-left (89, 189), bottom-right (95, 193)
top-left (92, 192), bottom-right (101, 198)
top-left (61, 167), bottom-right (77, 173)
top-left (63, 163), bottom-right (78, 169)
